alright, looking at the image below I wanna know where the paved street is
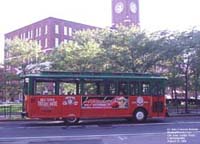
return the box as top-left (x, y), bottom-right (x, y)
top-left (0, 117), bottom-right (200, 144)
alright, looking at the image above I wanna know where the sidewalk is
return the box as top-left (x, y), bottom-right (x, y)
top-left (168, 112), bottom-right (200, 117)
top-left (167, 108), bottom-right (200, 117)
top-left (0, 114), bottom-right (23, 121)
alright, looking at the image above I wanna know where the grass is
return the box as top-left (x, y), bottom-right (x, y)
top-left (0, 103), bottom-right (22, 113)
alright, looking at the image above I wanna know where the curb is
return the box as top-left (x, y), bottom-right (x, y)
top-left (0, 118), bottom-right (40, 122)
top-left (1, 114), bottom-right (200, 122)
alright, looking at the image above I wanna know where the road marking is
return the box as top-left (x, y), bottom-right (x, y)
top-left (113, 121), bottom-right (200, 127)
top-left (0, 132), bottom-right (167, 140)
top-left (118, 136), bottom-right (124, 141)
top-left (1, 121), bottom-right (200, 130)
top-left (118, 136), bottom-right (127, 141)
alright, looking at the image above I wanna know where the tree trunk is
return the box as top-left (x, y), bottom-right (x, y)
top-left (194, 73), bottom-right (199, 104)
top-left (185, 68), bottom-right (189, 113)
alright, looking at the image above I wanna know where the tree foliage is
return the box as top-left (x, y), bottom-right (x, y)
top-left (5, 37), bottom-right (44, 74)
top-left (4, 26), bottom-right (200, 103)
top-left (4, 38), bottom-right (44, 100)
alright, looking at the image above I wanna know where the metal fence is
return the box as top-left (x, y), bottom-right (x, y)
top-left (167, 99), bottom-right (200, 115)
top-left (0, 104), bottom-right (22, 119)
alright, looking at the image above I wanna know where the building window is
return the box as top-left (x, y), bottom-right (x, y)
top-left (64, 39), bottom-right (68, 44)
top-left (7, 66), bottom-right (11, 71)
top-left (45, 38), bottom-right (48, 48)
top-left (35, 28), bottom-right (38, 37)
top-left (27, 31), bottom-right (30, 39)
top-left (6, 52), bottom-right (9, 58)
top-left (55, 24), bottom-right (59, 34)
top-left (69, 27), bottom-right (72, 36)
top-left (64, 26), bottom-right (68, 35)
top-left (38, 40), bottom-right (41, 46)
top-left (45, 25), bottom-right (48, 34)
top-left (55, 38), bottom-right (59, 47)
top-left (23, 33), bottom-right (26, 39)
top-left (39, 27), bottom-right (41, 36)
top-left (30, 30), bottom-right (33, 38)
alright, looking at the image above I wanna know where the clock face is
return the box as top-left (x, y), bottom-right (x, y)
top-left (130, 1), bottom-right (137, 13)
top-left (115, 2), bottom-right (124, 14)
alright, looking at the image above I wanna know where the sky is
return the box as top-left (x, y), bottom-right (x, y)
top-left (1, 0), bottom-right (200, 63)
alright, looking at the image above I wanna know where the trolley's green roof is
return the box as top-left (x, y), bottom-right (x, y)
top-left (23, 71), bottom-right (167, 81)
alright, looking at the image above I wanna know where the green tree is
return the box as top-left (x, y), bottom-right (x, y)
top-left (101, 25), bottom-right (153, 72)
top-left (187, 28), bottom-right (200, 102)
top-left (0, 65), bottom-right (5, 101)
top-left (5, 38), bottom-right (44, 74)
top-left (4, 38), bottom-right (44, 100)
top-left (152, 30), bottom-right (185, 100)
top-left (50, 26), bottom-right (154, 73)
top-left (50, 29), bottom-right (106, 72)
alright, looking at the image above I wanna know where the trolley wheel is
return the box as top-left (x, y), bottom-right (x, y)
top-left (133, 108), bottom-right (147, 123)
top-left (64, 115), bottom-right (79, 124)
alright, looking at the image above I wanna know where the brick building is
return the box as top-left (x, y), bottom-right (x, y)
top-left (4, 17), bottom-right (98, 54)
top-left (4, 0), bottom-right (140, 64)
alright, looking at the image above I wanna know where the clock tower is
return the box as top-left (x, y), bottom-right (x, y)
top-left (112, 0), bottom-right (139, 27)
